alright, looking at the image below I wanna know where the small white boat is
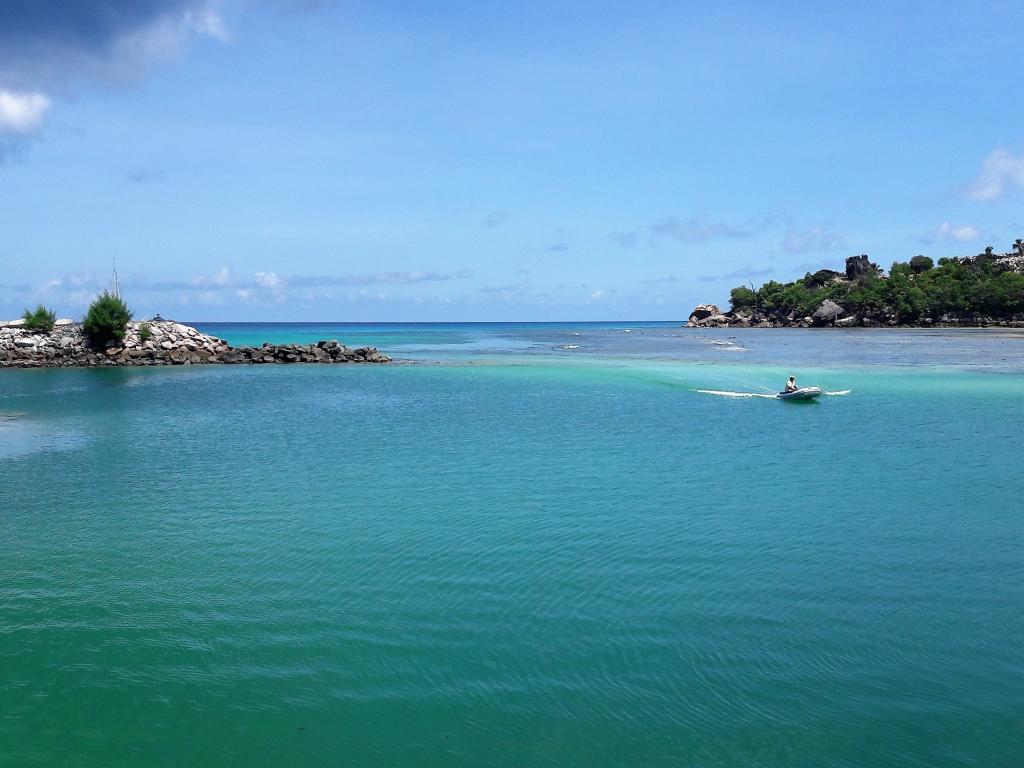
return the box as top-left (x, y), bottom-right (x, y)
top-left (777, 386), bottom-right (823, 401)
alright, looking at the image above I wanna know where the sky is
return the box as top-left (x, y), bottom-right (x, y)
top-left (1, 0), bottom-right (1023, 321)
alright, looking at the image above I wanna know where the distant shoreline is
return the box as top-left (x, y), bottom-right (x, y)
top-left (688, 252), bottom-right (1024, 330)
top-left (684, 321), bottom-right (1024, 329)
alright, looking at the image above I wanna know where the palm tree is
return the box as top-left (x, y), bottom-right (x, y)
top-left (1013, 238), bottom-right (1024, 257)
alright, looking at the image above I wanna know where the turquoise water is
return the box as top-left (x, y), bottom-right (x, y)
top-left (2, 324), bottom-right (1022, 767)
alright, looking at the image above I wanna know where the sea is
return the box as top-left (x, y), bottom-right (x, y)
top-left (1, 322), bottom-right (1022, 767)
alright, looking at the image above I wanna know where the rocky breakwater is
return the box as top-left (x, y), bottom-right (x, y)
top-left (0, 319), bottom-right (390, 368)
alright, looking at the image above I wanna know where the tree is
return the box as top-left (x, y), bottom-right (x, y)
top-left (909, 255), bottom-right (934, 274)
top-left (883, 266), bottom-right (926, 321)
top-left (21, 305), bottom-right (56, 332)
top-left (724, 251), bottom-right (1021, 325)
top-left (1013, 238), bottom-right (1024, 257)
top-left (729, 286), bottom-right (757, 312)
top-left (83, 292), bottom-right (132, 345)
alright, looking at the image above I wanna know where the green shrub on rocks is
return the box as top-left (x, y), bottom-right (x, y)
top-left (21, 305), bottom-right (56, 333)
top-left (138, 322), bottom-right (153, 342)
top-left (83, 292), bottom-right (133, 345)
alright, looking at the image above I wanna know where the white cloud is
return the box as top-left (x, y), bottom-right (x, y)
top-left (609, 231), bottom-right (639, 249)
top-left (0, 2), bottom-right (233, 147)
top-left (209, 267), bottom-right (231, 286)
top-left (482, 211), bottom-right (507, 229)
top-left (968, 148), bottom-right (1024, 201)
top-left (782, 226), bottom-right (846, 254)
top-left (2, 268), bottom-right (473, 314)
top-left (255, 271), bottom-right (281, 289)
top-left (918, 221), bottom-right (980, 243)
top-left (651, 214), bottom-right (751, 242)
top-left (185, 8), bottom-right (231, 42)
top-left (0, 90), bottom-right (50, 134)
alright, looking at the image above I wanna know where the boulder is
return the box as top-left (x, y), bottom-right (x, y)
top-left (845, 254), bottom-right (880, 280)
top-left (812, 299), bottom-right (848, 325)
top-left (686, 304), bottom-right (721, 327)
top-left (805, 269), bottom-right (844, 289)
top-left (704, 313), bottom-right (731, 327)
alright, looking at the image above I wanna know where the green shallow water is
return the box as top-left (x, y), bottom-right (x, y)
top-left (2, 334), bottom-right (1023, 766)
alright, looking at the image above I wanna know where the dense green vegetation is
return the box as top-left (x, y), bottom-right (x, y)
top-left (83, 292), bottom-right (133, 344)
top-left (138, 321), bottom-right (153, 342)
top-left (730, 249), bottom-right (1024, 323)
top-left (21, 305), bottom-right (57, 332)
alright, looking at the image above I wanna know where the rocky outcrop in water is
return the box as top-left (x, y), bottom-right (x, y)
top-left (686, 252), bottom-right (1024, 329)
top-left (0, 319), bottom-right (390, 368)
top-left (686, 300), bottom-right (1024, 329)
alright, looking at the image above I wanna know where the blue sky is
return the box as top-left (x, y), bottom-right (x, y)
top-left (1, 0), bottom-right (1023, 321)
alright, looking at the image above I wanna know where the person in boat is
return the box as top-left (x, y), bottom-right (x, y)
top-left (784, 376), bottom-right (798, 393)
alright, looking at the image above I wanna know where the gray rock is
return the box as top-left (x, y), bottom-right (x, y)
top-left (686, 303), bottom-right (721, 327)
top-left (845, 255), bottom-right (880, 280)
top-left (812, 299), bottom-right (848, 325)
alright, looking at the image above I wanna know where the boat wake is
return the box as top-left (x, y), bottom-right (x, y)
top-left (701, 337), bottom-right (747, 352)
top-left (693, 389), bottom-right (777, 399)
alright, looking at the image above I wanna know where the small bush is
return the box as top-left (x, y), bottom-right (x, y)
top-left (83, 292), bottom-right (133, 345)
top-left (138, 321), bottom-right (153, 342)
top-left (21, 305), bottom-right (57, 333)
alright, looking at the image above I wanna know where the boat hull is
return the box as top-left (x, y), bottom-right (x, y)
top-left (777, 386), bottom-right (823, 401)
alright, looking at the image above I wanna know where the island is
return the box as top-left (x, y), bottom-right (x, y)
top-left (687, 241), bottom-right (1024, 328)
top-left (0, 318), bottom-right (390, 368)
